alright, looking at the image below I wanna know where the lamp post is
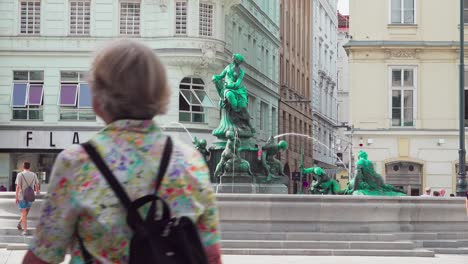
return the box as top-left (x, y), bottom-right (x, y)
top-left (458, 0), bottom-right (468, 196)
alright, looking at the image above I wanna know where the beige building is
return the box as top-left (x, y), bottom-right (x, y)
top-left (347, 0), bottom-right (467, 195)
top-left (279, 0), bottom-right (313, 193)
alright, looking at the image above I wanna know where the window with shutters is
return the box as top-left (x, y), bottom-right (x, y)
top-left (120, 1), bottom-right (140, 35)
top-left (70, 0), bottom-right (91, 35)
top-left (20, 1), bottom-right (41, 35)
top-left (175, 1), bottom-right (188, 35)
top-left (199, 2), bottom-right (213, 37)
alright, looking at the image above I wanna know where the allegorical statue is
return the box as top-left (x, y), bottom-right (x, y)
top-left (212, 54), bottom-right (255, 140)
top-left (301, 166), bottom-right (340, 195)
top-left (214, 131), bottom-right (253, 180)
top-left (193, 137), bottom-right (210, 162)
top-left (261, 137), bottom-right (288, 183)
top-left (344, 151), bottom-right (405, 196)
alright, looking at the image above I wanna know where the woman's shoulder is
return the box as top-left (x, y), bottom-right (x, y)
top-left (169, 138), bottom-right (209, 181)
top-left (55, 144), bottom-right (89, 166)
top-left (171, 138), bottom-right (205, 164)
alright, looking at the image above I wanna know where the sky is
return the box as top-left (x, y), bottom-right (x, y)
top-left (338, 0), bottom-right (349, 15)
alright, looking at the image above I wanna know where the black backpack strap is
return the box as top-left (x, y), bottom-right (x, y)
top-left (81, 142), bottom-right (134, 211)
top-left (80, 137), bottom-right (173, 260)
top-left (77, 233), bottom-right (94, 264)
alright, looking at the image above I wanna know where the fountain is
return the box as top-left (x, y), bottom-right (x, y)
top-left (184, 53), bottom-right (404, 196)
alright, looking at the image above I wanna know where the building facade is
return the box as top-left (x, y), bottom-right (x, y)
top-left (224, 0), bottom-right (281, 146)
top-left (335, 12), bottom-right (351, 188)
top-left (347, 0), bottom-right (466, 195)
top-left (278, 0), bottom-right (313, 193)
top-left (0, 0), bottom-right (279, 191)
top-left (312, 0), bottom-right (339, 169)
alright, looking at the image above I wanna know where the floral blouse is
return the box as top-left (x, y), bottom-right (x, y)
top-left (30, 120), bottom-right (221, 263)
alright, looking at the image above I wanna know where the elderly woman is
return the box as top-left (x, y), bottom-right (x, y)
top-left (23, 40), bottom-right (222, 263)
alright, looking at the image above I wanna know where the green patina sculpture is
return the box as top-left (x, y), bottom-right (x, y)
top-left (193, 137), bottom-right (210, 162)
top-left (212, 54), bottom-right (256, 139)
top-left (261, 137), bottom-right (288, 183)
top-left (301, 166), bottom-right (340, 195)
top-left (214, 131), bottom-right (253, 180)
top-left (344, 151), bottom-right (405, 196)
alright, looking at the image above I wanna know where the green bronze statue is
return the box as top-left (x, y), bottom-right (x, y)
top-left (344, 151), bottom-right (405, 196)
top-left (301, 166), bottom-right (340, 195)
top-left (212, 54), bottom-right (255, 139)
top-left (193, 137), bottom-right (210, 162)
top-left (261, 137), bottom-right (288, 183)
top-left (214, 131), bottom-right (253, 180)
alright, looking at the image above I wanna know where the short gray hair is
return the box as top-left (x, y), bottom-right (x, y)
top-left (88, 39), bottom-right (170, 120)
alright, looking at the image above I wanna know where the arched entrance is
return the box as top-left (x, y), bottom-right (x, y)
top-left (385, 161), bottom-right (423, 196)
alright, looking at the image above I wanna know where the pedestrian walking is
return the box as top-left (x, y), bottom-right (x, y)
top-left (23, 39), bottom-right (221, 264)
top-left (440, 188), bottom-right (446, 197)
top-left (421, 187), bottom-right (431, 197)
top-left (15, 161), bottom-right (40, 236)
top-left (466, 191), bottom-right (468, 217)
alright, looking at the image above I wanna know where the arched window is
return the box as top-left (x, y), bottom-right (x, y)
top-left (179, 77), bottom-right (214, 123)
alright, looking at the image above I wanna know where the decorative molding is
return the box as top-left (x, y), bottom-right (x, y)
top-left (385, 49), bottom-right (420, 59)
top-left (159, 0), bottom-right (168, 12)
top-left (200, 42), bottom-right (217, 68)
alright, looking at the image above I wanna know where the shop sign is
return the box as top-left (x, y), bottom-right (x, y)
top-left (0, 130), bottom-right (97, 149)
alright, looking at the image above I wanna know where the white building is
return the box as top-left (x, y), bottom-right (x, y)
top-left (346, 0), bottom-right (468, 195)
top-left (312, 0), bottom-right (339, 169)
top-left (335, 12), bottom-right (351, 183)
top-left (0, 0), bottom-right (279, 191)
top-left (224, 0), bottom-right (281, 143)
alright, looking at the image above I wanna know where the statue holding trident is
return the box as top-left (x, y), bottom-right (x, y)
top-left (212, 54), bottom-right (256, 140)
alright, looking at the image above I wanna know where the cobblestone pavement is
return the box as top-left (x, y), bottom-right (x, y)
top-left (2, 251), bottom-right (468, 264)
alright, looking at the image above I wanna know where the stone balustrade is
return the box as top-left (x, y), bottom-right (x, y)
top-left (1, 192), bottom-right (467, 234)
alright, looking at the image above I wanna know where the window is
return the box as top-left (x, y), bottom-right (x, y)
top-left (70, 0), bottom-right (91, 35)
top-left (199, 2), bottom-right (213, 37)
top-left (248, 95), bottom-right (256, 123)
top-left (391, 0), bottom-right (414, 24)
top-left (260, 102), bottom-right (269, 131)
top-left (11, 71), bottom-right (44, 120)
top-left (271, 107), bottom-right (277, 136)
top-left (308, 124), bottom-right (312, 157)
top-left (120, 1), bottom-right (140, 35)
top-left (391, 68), bottom-right (415, 127)
top-left (175, 1), bottom-right (187, 35)
top-left (179, 77), bottom-right (214, 123)
top-left (20, 1), bottom-right (41, 34)
top-left (59, 71), bottom-right (96, 121)
top-left (464, 0), bottom-right (468, 24)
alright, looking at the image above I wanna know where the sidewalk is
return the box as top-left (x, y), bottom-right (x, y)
top-left (2, 251), bottom-right (468, 264)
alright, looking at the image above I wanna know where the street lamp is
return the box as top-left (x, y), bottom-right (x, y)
top-left (458, 0), bottom-right (468, 196)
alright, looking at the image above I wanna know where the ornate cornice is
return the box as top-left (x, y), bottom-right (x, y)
top-left (159, 0), bottom-right (168, 12)
top-left (385, 49), bottom-right (420, 59)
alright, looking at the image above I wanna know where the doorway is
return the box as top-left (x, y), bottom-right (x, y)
top-left (385, 161), bottom-right (423, 196)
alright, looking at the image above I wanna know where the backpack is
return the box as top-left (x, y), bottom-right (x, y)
top-left (81, 137), bottom-right (209, 264)
top-left (21, 173), bottom-right (36, 202)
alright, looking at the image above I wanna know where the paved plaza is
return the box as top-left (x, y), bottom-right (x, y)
top-left (1, 251), bottom-right (468, 264)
